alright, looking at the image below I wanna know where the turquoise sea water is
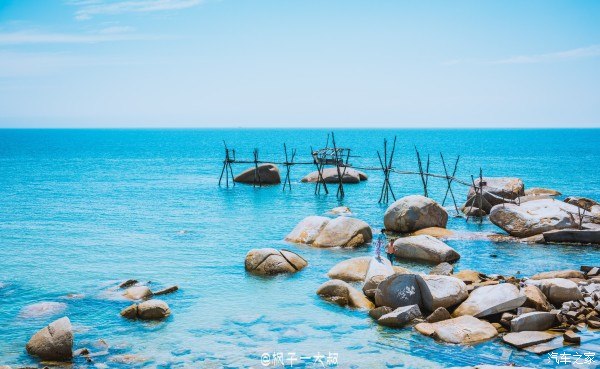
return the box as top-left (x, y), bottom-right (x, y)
top-left (1, 129), bottom-right (600, 369)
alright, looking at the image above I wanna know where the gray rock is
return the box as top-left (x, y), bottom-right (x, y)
top-left (421, 275), bottom-right (468, 311)
top-left (502, 331), bottom-right (556, 349)
top-left (311, 216), bottom-right (372, 248)
top-left (285, 216), bottom-right (330, 244)
top-left (430, 262), bottom-right (454, 276)
top-left (462, 194), bottom-right (493, 214)
top-left (137, 299), bottom-right (171, 320)
top-left (374, 274), bottom-right (429, 310)
top-left (510, 312), bottom-right (557, 332)
top-left (426, 307), bottom-right (451, 323)
top-left (369, 306), bottom-right (393, 320)
top-left (234, 163), bottom-right (281, 184)
top-left (26, 317), bottom-right (73, 361)
top-left (525, 278), bottom-right (583, 305)
top-left (377, 305), bottom-right (422, 327)
top-left (244, 248), bottom-right (307, 275)
top-left (384, 195), bottom-right (448, 233)
top-left (489, 199), bottom-right (581, 238)
top-left (467, 177), bottom-right (525, 207)
top-left (393, 235), bottom-right (460, 263)
top-left (363, 274), bottom-right (387, 299)
top-left (301, 168), bottom-right (367, 183)
top-left (453, 283), bottom-right (526, 318)
top-left (316, 279), bottom-right (374, 309)
top-left (462, 206), bottom-right (487, 217)
top-left (543, 229), bottom-right (600, 245)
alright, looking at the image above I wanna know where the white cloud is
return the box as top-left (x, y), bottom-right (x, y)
top-left (444, 45), bottom-right (600, 66)
top-left (0, 29), bottom-right (155, 45)
top-left (68, 0), bottom-right (204, 20)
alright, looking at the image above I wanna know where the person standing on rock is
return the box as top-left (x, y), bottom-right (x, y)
top-left (386, 236), bottom-right (395, 265)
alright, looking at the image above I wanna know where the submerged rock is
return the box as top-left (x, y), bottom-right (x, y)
top-left (377, 305), bottom-right (422, 328)
top-left (119, 279), bottom-right (138, 288)
top-left (316, 279), bottom-right (374, 309)
top-left (123, 286), bottom-right (152, 300)
top-left (312, 216), bottom-right (372, 248)
top-left (301, 168), bottom-right (367, 183)
top-left (19, 302), bottom-right (67, 319)
top-left (26, 317), bottom-right (73, 361)
top-left (393, 235), bottom-right (460, 263)
top-left (120, 304), bottom-right (138, 319)
top-left (415, 315), bottom-right (497, 344)
top-left (453, 283), bottom-right (526, 318)
top-left (489, 199), bottom-right (580, 238)
top-left (234, 163), bottom-right (281, 185)
top-left (244, 248), bottom-right (307, 275)
top-left (285, 216), bottom-right (330, 244)
top-left (137, 299), bottom-right (171, 320)
top-left (329, 206), bottom-right (352, 215)
top-left (154, 285), bottom-right (179, 295)
top-left (384, 195), bottom-right (448, 233)
top-left (327, 256), bottom-right (371, 282)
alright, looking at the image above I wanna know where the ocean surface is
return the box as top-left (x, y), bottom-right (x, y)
top-left (1, 129), bottom-right (599, 369)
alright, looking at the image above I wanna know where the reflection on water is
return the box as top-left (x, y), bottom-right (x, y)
top-left (0, 129), bottom-right (599, 368)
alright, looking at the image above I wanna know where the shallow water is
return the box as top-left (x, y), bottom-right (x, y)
top-left (0, 129), bottom-right (599, 368)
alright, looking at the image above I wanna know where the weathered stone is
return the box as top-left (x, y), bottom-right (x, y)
top-left (564, 196), bottom-right (599, 212)
top-left (510, 312), bottom-right (557, 332)
top-left (119, 279), bottom-right (138, 288)
top-left (430, 262), bottom-right (454, 276)
top-left (301, 168), bottom-right (367, 183)
top-left (123, 286), bottom-right (152, 300)
top-left (426, 307), bottom-right (451, 323)
top-left (531, 270), bottom-right (585, 280)
top-left (374, 274), bottom-right (429, 310)
top-left (421, 275), bottom-right (468, 311)
top-left (234, 163), bottom-right (281, 184)
top-left (312, 216), bottom-right (372, 248)
top-left (462, 193), bottom-right (493, 214)
top-left (369, 306), bottom-right (393, 320)
top-left (455, 270), bottom-right (483, 284)
top-left (377, 305), bottom-right (422, 327)
top-left (244, 248), bottom-right (307, 275)
top-left (384, 195), bottom-right (448, 233)
top-left (543, 229), bottom-right (600, 245)
top-left (467, 177), bottom-right (525, 207)
top-left (525, 188), bottom-right (562, 197)
top-left (415, 315), bottom-right (497, 344)
top-left (453, 283), bottom-right (526, 318)
top-left (525, 278), bottom-right (583, 306)
top-left (154, 285), bottom-right (179, 296)
top-left (563, 330), bottom-right (581, 344)
top-left (489, 199), bottom-right (580, 238)
top-left (392, 235), bottom-right (460, 263)
top-left (316, 279), bottom-right (374, 309)
top-left (410, 227), bottom-right (455, 239)
top-left (120, 304), bottom-right (138, 319)
top-left (363, 274), bottom-right (387, 299)
top-left (26, 317), bottom-right (73, 361)
top-left (522, 285), bottom-right (553, 312)
top-left (329, 206), bottom-right (352, 215)
top-left (137, 299), bottom-right (171, 320)
top-left (327, 256), bottom-right (370, 282)
top-left (502, 331), bottom-right (556, 349)
top-left (462, 206), bottom-right (487, 217)
top-left (364, 256), bottom-right (394, 282)
top-left (285, 216), bottom-right (330, 244)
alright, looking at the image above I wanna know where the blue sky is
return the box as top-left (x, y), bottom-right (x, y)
top-left (0, 0), bottom-right (599, 127)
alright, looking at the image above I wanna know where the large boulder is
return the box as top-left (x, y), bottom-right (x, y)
top-left (467, 177), bottom-right (524, 207)
top-left (452, 283), bottom-right (526, 318)
top-left (525, 278), bottom-right (583, 305)
top-left (384, 195), bottom-right (448, 233)
top-left (415, 315), bottom-right (497, 344)
top-left (301, 168), bottom-right (367, 183)
top-left (312, 216), bottom-right (372, 248)
top-left (244, 248), bottom-right (307, 275)
top-left (530, 270), bottom-right (584, 280)
top-left (510, 312), bottom-right (557, 332)
top-left (489, 199), bottom-right (580, 238)
top-left (377, 305), bottom-right (422, 328)
top-left (316, 279), bottom-right (374, 309)
top-left (234, 163), bottom-right (280, 185)
top-left (521, 285), bottom-right (553, 312)
top-left (374, 274), bottom-right (430, 310)
top-left (543, 229), bottom-right (600, 245)
top-left (364, 256), bottom-right (395, 282)
top-left (26, 317), bottom-right (73, 361)
top-left (285, 216), bottom-right (330, 244)
top-left (137, 300), bottom-right (171, 320)
top-left (327, 256), bottom-right (370, 282)
top-left (392, 235), bottom-right (460, 263)
top-left (421, 275), bottom-right (468, 311)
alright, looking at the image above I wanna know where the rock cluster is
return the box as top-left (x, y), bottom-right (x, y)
top-left (286, 215), bottom-right (372, 247)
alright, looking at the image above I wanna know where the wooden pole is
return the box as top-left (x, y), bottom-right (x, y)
top-left (440, 153), bottom-right (460, 214)
top-left (331, 132), bottom-right (345, 198)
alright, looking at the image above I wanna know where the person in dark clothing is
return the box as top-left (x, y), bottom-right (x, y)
top-left (386, 237), bottom-right (395, 265)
